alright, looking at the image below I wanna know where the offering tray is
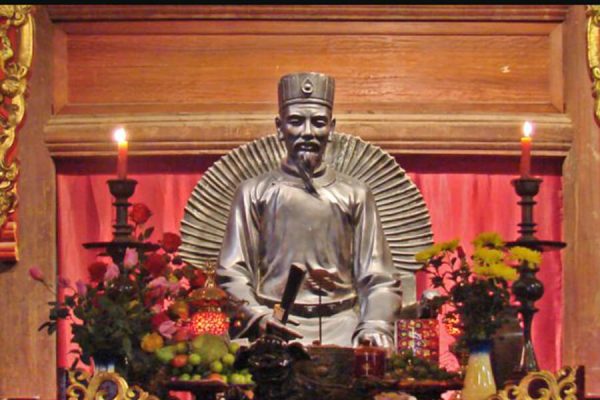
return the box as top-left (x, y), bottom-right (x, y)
top-left (166, 379), bottom-right (254, 400)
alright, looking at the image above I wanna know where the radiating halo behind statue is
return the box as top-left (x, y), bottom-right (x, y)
top-left (179, 132), bottom-right (433, 306)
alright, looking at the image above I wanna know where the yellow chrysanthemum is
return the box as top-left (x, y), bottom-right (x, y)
top-left (489, 263), bottom-right (518, 281)
top-left (415, 243), bottom-right (441, 263)
top-left (415, 239), bottom-right (460, 264)
top-left (472, 232), bottom-right (505, 249)
top-left (473, 247), bottom-right (504, 267)
top-left (439, 238), bottom-right (460, 251)
top-left (509, 246), bottom-right (542, 268)
top-left (473, 263), bottom-right (518, 281)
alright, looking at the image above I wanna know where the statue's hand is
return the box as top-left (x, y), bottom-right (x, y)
top-left (353, 331), bottom-right (394, 349)
top-left (258, 315), bottom-right (303, 341)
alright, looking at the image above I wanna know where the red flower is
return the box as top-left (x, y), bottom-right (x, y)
top-left (161, 232), bottom-right (182, 253)
top-left (143, 253), bottom-right (168, 277)
top-left (173, 326), bottom-right (192, 342)
top-left (190, 270), bottom-right (207, 288)
top-left (151, 311), bottom-right (171, 330)
top-left (130, 203), bottom-right (152, 225)
top-left (88, 261), bottom-right (108, 282)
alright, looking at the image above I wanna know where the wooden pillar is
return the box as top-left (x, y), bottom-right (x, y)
top-left (0, 7), bottom-right (57, 399)
top-left (563, 5), bottom-right (600, 397)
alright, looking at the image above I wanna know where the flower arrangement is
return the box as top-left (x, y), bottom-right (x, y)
top-left (415, 232), bottom-right (541, 349)
top-left (31, 203), bottom-right (222, 392)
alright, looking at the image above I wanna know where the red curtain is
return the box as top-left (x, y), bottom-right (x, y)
top-left (56, 155), bottom-right (563, 371)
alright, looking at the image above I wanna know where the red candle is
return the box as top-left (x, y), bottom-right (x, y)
top-left (520, 121), bottom-right (533, 177)
top-left (114, 127), bottom-right (128, 179)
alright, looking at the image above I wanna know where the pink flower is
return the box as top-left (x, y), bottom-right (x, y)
top-left (158, 320), bottom-right (177, 339)
top-left (75, 280), bottom-right (88, 297)
top-left (29, 267), bottom-right (44, 282)
top-left (147, 276), bottom-right (169, 300)
top-left (104, 263), bottom-right (120, 281)
top-left (57, 276), bottom-right (71, 289)
top-left (148, 276), bottom-right (168, 289)
top-left (123, 248), bottom-right (139, 268)
top-left (167, 280), bottom-right (184, 295)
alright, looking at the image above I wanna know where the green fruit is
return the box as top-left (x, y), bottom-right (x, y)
top-left (230, 373), bottom-right (246, 385)
top-left (175, 341), bottom-right (188, 354)
top-left (222, 353), bottom-right (235, 367)
top-left (155, 346), bottom-right (176, 364)
top-left (210, 360), bottom-right (223, 373)
top-left (191, 334), bottom-right (229, 365)
top-left (191, 374), bottom-right (203, 381)
top-left (189, 353), bottom-right (202, 366)
top-left (179, 373), bottom-right (191, 381)
top-left (228, 342), bottom-right (241, 354)
top-left (183, 364), bottom-right (194, 373)
top-left (172, 367), bottom-right (181, 376)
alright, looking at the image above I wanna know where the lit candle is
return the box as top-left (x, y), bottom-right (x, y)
top-left (520, 121), bottom-right (533, 177)
top-left (113, 127), bottom-right (128, 179)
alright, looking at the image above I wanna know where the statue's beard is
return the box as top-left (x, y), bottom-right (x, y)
top-left (298, 151), bottom-right (321, 174)
top-left (296, 151), bottom-right (321, 195)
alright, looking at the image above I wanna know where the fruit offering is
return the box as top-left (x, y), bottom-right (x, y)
top-left (388, 350), bottom-right (459, 382)
top-left (153, 333), bottom-right (253, 385)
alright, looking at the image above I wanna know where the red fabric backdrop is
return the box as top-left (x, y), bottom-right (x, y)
top-left (56, 154), bottom-right (563, 372)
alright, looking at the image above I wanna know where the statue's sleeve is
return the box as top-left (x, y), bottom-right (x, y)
top-left (352, 187), bottom-right (402, 343)
top-left (217, 181), bottom-right (271, 338)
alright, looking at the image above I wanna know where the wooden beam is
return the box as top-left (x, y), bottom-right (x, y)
top-left (47, 5), bottom-right (569, 23)
top-left (44, 112), bottom-right (572, 158)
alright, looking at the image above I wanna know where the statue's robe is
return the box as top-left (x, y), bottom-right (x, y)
top-left (217, 162), bottom-right (402, 346)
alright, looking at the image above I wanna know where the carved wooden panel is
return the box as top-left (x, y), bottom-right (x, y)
top-left (45, 5), bottom-right (571, 158)
top-left (61, 30), bottom-right (554, 114)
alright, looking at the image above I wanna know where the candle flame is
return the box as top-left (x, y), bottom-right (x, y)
top-left (522, 121), bottom-right (533, 138)
top-left (113, 127), bottom-right (127, 143)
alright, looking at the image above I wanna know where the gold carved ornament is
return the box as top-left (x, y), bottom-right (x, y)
top-left (487, 366), bottom-right (580, 400)
top-left (587, 5), bottom-right (600, 121)
top-left (66, 369), bottom-right (160, 400)
top-left (0, 5), bottom-right (33, 230)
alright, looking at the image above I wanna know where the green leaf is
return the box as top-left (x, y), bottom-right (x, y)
top-left (38, 321), bottom-right (51, 332)
top-left (143, 227), bottom-right (154, 240)
top-left (122, 336), bottom-right (132, 357)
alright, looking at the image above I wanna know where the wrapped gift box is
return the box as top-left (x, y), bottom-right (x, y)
top-left (395, 319), bottom-right (440, 362)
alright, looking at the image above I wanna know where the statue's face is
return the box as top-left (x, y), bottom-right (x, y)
top-left (276, 103), bottom-right (335, 172)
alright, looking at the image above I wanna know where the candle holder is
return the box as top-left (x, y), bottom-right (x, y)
top-left (507, 177), bottom-right (565, 380)
top-left (83, 178), bottom-right (159, 265)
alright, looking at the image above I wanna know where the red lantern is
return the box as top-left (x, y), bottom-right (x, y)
top-left (190, 311), bottom-right (230, 336)
top-left (188, 261), bottom-right (230, 336)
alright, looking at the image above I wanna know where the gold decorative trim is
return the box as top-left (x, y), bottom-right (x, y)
top-left (66, 369), bottom-right (160, 400)
top-left (488, 366), bottom-right (580, 400)
top-left (587, 6), bottom-right (600, 122)
top-left (0, 5), bottom-right (33, 235)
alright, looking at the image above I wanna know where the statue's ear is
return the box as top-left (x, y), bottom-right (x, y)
top-left (329, 118), bottom-right (336, 141)
top-left (275, 116), bottom-right (284, 141)
top-left (287, 342), bottom-right (311, 361)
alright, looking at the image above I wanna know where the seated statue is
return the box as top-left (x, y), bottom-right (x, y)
top-left (179, 72), bottom-right (433, 349)
top-left (216, 72), bottom-right (403, 348)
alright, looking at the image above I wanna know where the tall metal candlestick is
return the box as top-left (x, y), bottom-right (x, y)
top-left (508, 177), bottom-right (565, 380)
top-left (83, 178), bottom-right (158, 265)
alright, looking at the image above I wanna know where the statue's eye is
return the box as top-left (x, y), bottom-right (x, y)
top-left (312, 117), bottom-right (328, 128)
top-left (287, 116), bottom-right (303, 126)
